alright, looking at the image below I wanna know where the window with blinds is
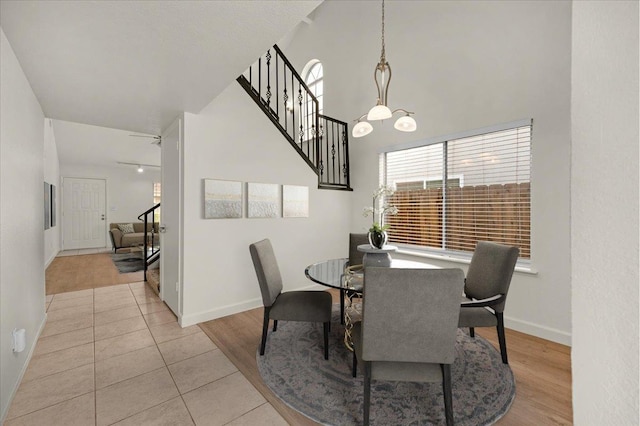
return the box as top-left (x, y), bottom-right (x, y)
top-left (381, 121), bottom-right (531, 259)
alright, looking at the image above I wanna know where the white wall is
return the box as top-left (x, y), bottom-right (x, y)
top-left (571, 1), bottom-right (639, 423)
top-left (44, 118), bottom-right (60, 266)
top-left (59, 164), bottom-right (160, 249)
top-left (179, 82), bottom-right (352, 326)
top-left (0, 28), bottom-right (47, 421)
top-left (284, 0), bottom-right (572, 344)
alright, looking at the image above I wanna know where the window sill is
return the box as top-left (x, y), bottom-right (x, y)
top-left (395, 248), bottom-right (538, 275)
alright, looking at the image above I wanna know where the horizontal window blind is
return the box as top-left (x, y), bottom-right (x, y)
top-left (381, 122), bottom-right (531, 258)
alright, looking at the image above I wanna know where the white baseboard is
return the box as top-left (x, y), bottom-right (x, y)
top-left (1, 313), bottom-right (47, 424)
top-left (45, 250), bottom-right (59, 268)
top-left (179, 284), bottom-right (329, 328)
top-left (178, 286), bottom-right (571, 347)
top-left (504, 315), bottom-right (572, 346)
top-left (180, 297), bottom-right (264, 327)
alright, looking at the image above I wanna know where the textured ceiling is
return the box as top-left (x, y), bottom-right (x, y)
top-left (0, 0), bottom-right (321, 135)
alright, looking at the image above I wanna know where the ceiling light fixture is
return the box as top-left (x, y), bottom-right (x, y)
top-left (116, 161), bottom-right (160, 173)
top-left (352, 0), bottom-right (417, 138)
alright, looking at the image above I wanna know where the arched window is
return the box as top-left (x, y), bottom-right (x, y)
top-left (300, 60), bottom-right (323, 143)
top-left (304, 61), bottom-right (323, 114)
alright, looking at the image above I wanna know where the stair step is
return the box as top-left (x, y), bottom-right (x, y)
top-left (146, 269), bottom-right (160, 295)
top-left (318, 183), bottom-right (353, 191)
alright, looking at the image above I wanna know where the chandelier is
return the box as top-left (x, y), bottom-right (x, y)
top-left (352, 0), bottom-right (417, 138)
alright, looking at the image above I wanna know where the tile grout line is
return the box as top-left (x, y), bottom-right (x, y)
top-left (10, 289), bottom-right (97, 424)
top-left (221, 402), bottom-right (272, 426)
top-left (128, 280), bottom-right (239, 424)
top-left (14, 279), bottom-right (254, 426)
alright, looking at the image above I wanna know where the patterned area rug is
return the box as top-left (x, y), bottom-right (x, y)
top-left (257, 309), bottom-right (515, 425)
top-left (111, 253), bottom-right (144, 273)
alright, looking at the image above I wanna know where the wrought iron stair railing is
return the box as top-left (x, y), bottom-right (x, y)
top-left (137, 203), bottom-right (160, 283)
top-left (237, 45), bottom-right (351, 190)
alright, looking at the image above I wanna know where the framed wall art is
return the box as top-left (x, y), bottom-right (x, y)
top-left (247, 183), bottom-right (280, 218)
top-left (282, 185), bottom-right (309, 218)
top-left (50, 184), bottom-right (56, 227)
top-left (44, 182), bottom-right (51, 230)
top-left (203, 179), bottom-right (243, 219)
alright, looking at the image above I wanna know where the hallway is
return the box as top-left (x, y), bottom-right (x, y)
top-left (5, 257), bottom-right (287, 425)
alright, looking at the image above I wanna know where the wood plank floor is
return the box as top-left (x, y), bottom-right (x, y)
top-left (46, 252), bottom-right (144, 295)
top-left (199, 290), bottom-right (573, 425)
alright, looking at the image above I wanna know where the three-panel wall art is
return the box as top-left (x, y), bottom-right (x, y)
top-left (203, 179), bottom-right (309, 219)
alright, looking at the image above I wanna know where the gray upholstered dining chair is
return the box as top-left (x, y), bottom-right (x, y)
top-left (352, 267), bottom-right (465, 426)
top-left (459, 241), bottom-right (519, 364)
top-left (340, 233), bottom-right (369, 324)
top-left (249, 239), bottom-right (332, 359)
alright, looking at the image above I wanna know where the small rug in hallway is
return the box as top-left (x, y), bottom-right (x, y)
top-left (111, 253), bottom-right (144, 273)
top-left (257, 309), bottom-right (515, 426)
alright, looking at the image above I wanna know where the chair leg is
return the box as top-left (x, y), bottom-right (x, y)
top-left (260, 308), bottom-right (270, 356)
top-left (340, 289), bottom-right (345, 325)
top-left (469, 327), bottom-right (475, 338)
top-left (496, 312), bottom-right (508, 364)
top-left (352, 350), bottom-right (358, 377)
top-left (273, 320), bottom-right (278, 332)
top-left (323, 322), bottom-right (329, 360)
top-left (363, 361), bottom-right (371, 426)
top-left (441, 364), bottom-right (454, 426)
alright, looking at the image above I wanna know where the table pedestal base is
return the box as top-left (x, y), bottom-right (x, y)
top-left (363, 252), bottom-right (392, 267)
top-left (343, 291), bottom-right (362, 352)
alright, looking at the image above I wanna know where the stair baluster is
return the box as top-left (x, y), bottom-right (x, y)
top-left (237, 45), bottom-right (351, 190)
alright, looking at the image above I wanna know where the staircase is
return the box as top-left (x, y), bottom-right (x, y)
top-left (237, 45), bottom-right (352, 190)
top-left (138, 203), bottom-right (161, 292)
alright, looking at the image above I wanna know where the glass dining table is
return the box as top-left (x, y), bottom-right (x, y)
top-left (305, 257), bottom-right (439, 349)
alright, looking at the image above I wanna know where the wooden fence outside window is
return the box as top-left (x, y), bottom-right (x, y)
top-left (385, 182), bottom-right (530, 258)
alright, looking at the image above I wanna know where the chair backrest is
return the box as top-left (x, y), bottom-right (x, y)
top-left (361, 267), bottom-right (465, 364)
top-left (465, 241), bottom-right (520, 312)
top-left (249, 239), bottom-right (283, 307)
top-left (349, 233), bottom-right (369, 266)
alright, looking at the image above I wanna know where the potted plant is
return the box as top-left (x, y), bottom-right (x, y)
top-left (363, 185), bottom-right (398, 249)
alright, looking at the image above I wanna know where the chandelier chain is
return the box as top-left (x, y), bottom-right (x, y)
top-left (380, 0), bottom-right (386, 62)
top-left (352, 0), bottom-right (417, 137)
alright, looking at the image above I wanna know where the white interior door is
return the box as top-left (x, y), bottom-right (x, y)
top-left (160, 118), bottom-right (181, 316)
top-left (62, 177), bottom-right (106, 250)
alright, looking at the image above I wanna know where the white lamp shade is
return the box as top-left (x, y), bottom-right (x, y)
top-left (394, 115), bottom-right (417, 132)
top-left (367, 104), bottom-right (392, 121)
top-left (352, 121), bottom-right (373, 138)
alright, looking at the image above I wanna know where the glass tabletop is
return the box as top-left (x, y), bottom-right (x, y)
top-left (305, 257), bottom-right (440, 291)
top-left (305, 258), bottom-right (351, 290)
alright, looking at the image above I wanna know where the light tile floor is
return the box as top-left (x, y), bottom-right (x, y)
top-left (5, 282), bottom-right (287, 426)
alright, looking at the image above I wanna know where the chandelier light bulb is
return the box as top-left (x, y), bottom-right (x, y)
top-left (353, 121), bottom-right (374, 138)
top-left (394, 115), bottom-right (417, 132)
top-left (367, 104), bottom-right (393, 121)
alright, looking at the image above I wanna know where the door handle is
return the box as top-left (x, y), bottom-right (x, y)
top-left (159, 226), bottom-right (167, 233)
